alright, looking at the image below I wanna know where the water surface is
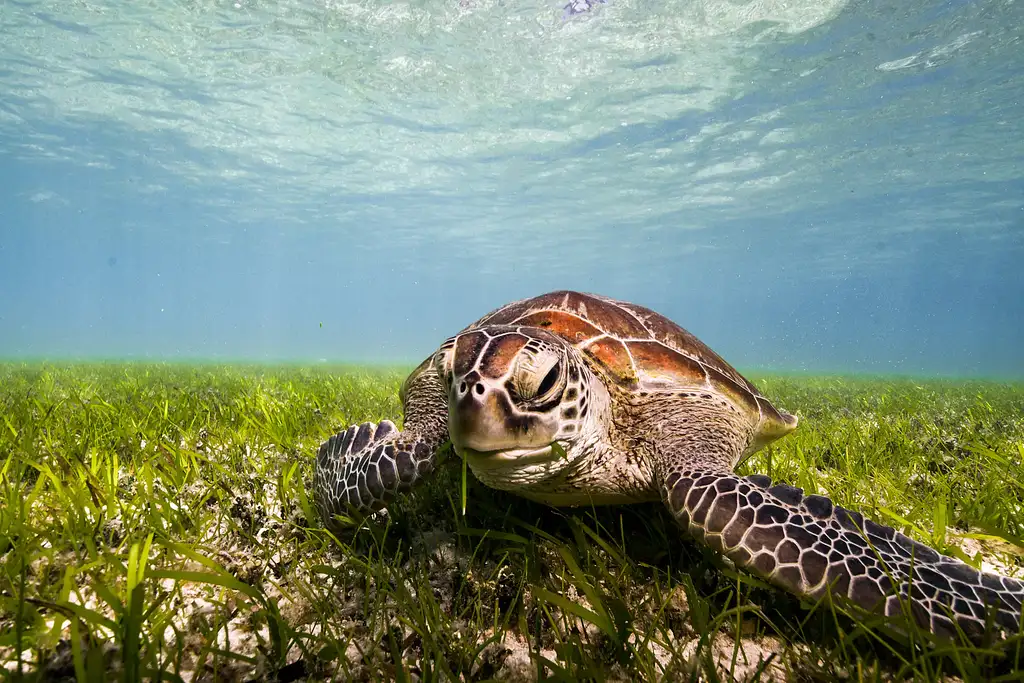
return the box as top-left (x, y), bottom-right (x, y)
top-left (1, 0), bottom-right (1021, 376)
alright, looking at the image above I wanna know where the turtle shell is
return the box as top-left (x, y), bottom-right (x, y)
top-left (467, 290), bottom-right (796, 439)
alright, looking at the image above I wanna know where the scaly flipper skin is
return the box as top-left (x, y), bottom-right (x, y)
top-left (663, 468), bottom-right (1024, 643)
top-left (314, 357), bottom-right (449, 531)
top-left (314, 420), bottom-right (431, 525)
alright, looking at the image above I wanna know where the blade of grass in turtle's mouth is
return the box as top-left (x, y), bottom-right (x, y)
top-left (459, 444), bottom-right (555, 469)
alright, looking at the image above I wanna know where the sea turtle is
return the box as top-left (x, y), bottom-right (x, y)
top-left (314, 290), bottom-right (1023, 643)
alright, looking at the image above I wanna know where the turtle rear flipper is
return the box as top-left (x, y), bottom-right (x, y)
top-left (662, 468), bottom-right (1024, 643)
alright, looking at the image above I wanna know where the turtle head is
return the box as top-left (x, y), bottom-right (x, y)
top-left (435, 326), bottom-right (594, 475)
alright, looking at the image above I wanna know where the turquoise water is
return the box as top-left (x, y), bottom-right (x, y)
top-left (1, 0), bottom-right (1021, 377)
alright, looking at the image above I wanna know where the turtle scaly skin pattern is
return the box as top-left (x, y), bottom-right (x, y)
top-left (314, 290), bottom-right (1024, 644)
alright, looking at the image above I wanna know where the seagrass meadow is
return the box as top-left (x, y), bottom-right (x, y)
top-left (1, 362), bottom-right (1023, 682)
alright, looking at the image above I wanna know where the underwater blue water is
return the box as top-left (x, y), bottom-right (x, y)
top-left (0, 0), bottom-right (1021, 377)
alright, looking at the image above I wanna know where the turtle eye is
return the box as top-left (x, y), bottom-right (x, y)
top-left (434, 337), bottom-right (458, 382)
top-left (536, 365), bottom-right (560, 398)
top-left (512, 351), bottom-right (564, 405)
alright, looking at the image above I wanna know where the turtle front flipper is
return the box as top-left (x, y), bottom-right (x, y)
top-left (662, 469), bottom-right (1024, 643)
top-left (314, 356), bottom-right (449, 531)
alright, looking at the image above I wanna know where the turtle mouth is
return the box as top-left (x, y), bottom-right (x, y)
top-left (459, 445), bottom-right (555, 469)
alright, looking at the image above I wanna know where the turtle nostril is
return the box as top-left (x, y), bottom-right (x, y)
top-left (474, 383), bottom-right (485, 395)
top-left (460, 381), bottom-right (467, 393)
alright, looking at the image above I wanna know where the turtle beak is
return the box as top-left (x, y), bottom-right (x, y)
top-left (449, 371), bottom-right (555, 454)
